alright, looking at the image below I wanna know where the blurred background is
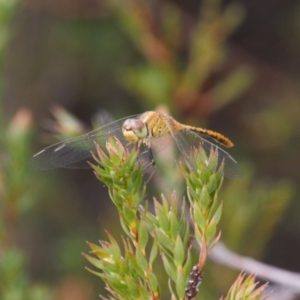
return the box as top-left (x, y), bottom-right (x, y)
top-left (0, 0), bottom-right (300, 299)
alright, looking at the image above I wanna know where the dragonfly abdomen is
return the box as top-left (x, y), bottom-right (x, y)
top-left (187, 126), bottom-right (234, 148)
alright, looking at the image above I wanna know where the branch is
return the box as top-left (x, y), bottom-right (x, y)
top-left (210, 242), bottom-right (300, 292)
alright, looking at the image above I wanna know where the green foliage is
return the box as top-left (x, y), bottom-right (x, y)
top-left (220, 171), bottom-right (296, 257)
top-left (0, 0), bottom-right (16, 62)
top-left (86, 136), bottom-right (159, 299)
top-left (85, 137), bottom-right (268, 300)
top-left (107, 0), bottom-right (253, 113)
top-left (0, 110), bottom-right (52, 300)
top-left (0, 249), bottom-right (51, 300)
top-left (0, 0), bottom-right (297, 299)
top-left (179, 148), bottom-right (223, 249)
top-left (0, 2), bottom-right (52, 299)
top-left (221, 273), bottom-right (268, 300)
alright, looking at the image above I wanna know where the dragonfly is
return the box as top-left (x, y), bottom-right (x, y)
top-left (29, 111), bottom-right (242, 179)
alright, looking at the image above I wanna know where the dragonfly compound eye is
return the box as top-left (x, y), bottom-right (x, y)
top-left (122, 118), bottom-right (147, 142)
top-left (130, 119), bottom-right (147, 138)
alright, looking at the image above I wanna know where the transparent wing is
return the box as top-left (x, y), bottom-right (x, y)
top-left (29, 115), bottom-right (140, 170)
top-left (164, 121), bottom-right (242, 179)
top-left (149, 133), bottom-right (173, 154)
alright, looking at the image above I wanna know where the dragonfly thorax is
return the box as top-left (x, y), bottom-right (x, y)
top-left (122, 118), bottom-right (148, 143)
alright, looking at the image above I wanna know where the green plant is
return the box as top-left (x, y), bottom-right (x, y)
top-left (84, 136), bottom-right (268, 299)
top-left (0, 110), bottom-right (52, 300)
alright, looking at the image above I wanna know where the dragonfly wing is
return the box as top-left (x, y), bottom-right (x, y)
top-left (163, 120), bottom-right (242, 179)
top-left (28, 137), bottom-right (96, 169)
top-left (29, 115), bottom-right (139, 170)
top-left (149, 134), bottom-right (173, 154)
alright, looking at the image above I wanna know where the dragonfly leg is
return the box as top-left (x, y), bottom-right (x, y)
top-left (139, 146), bottom-right (155, 168)
top-left (144, 146), bottom-right (156, 183)
top-left (148, 146), bottom-right (155, 167)
top-left (136, 144), bottom-right (156, 183)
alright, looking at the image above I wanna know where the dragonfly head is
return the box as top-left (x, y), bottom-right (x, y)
top-left (122, 118), bottom-right (148, 142)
